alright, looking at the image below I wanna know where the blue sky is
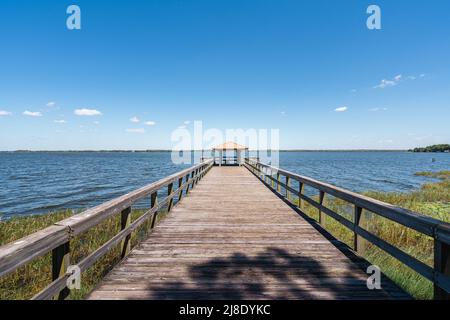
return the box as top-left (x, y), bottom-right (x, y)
top-left (0, 0), bottom-right (449, 150)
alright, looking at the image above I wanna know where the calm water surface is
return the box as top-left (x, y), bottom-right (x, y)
top-left (0, 151), bottom-right (449, 219)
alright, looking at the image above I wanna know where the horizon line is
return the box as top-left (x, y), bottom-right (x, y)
top-left (0, 149), bottom-right (413, 152)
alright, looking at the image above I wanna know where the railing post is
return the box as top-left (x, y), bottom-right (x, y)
top-left (318, 191), bottom-right (325, 224)
top-left (271, 169), bottom-right (275, 189)
top-left (354, 206), bottom-right (363, 253)
top-left (298, 182), bottom-right (304, 209)
top-left (286, 176), bottom-right (290, 201)
top-left (167, 182), bottom-right (174, 212)
top-left (192, 169), bottom-right (197, 186)
top-left (195, 168), bottom-right (200, 184)
top-left (185, 173), bottom-right (191, 194)
top-left (276, 172), bottom-right (281, 193)
top-left (120, 207), bottom-right (131, 259)
top-left (190, 170), bottom-right (195, 189)
top-left (178, 177), bottom-right (184, 202)
top-left (150, 191), bottom-right (158, 229)
top-left (52, 241), bottom-right (70, 300)
top-left (434, 234), bottom-right (450, 300)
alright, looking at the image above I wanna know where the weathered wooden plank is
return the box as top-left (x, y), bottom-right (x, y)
top-left (0, 225), bottom-right (69, 277)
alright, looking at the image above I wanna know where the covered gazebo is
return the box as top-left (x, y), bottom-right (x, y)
top-left (212, 141), bottom-right (248, 166)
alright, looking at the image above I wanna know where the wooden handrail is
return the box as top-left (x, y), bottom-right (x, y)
top-left (244, 158), bottom-right (450, 300)
top-left (0, 159), bottom-right (214, 299)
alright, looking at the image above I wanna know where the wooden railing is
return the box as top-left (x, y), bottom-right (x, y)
top-left (0, 159), bottom-right (214, 300)
top-left (213, 156), bottom-right (239, 165)
top-left (245, 158), bottom-right (450, 300)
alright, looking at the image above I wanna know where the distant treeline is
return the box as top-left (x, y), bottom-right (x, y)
top-left (409, 144), bottom-right (450, 153)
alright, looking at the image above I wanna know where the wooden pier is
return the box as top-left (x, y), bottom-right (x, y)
top-left (1, 158), bottom-right (449, 300)
top-left (88, 166), bottom-right (408, 299)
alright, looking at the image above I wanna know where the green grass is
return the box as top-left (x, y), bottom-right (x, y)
top-left (297, 170), bottom-right (450, 300)
top-left (0, 208), bottom-right (168, 300)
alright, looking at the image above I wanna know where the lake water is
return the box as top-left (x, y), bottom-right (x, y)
top-left (0, 151), bottom-right (449, 219)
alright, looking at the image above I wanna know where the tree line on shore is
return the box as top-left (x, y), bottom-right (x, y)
top-left (409, 144), bottom-right (450, 153)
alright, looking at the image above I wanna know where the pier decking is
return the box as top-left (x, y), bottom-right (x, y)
top-left (88, 166), bottom-right (408, 299)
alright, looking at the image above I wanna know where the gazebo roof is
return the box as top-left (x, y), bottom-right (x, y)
top-left (212, 141), bottom-right (248, 150)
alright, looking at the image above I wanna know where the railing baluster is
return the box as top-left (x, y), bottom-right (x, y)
top-left (195, 168), bottom-right (200, 185)
top-left (167, 182), bottom-right (174, 212)
top-left (298, 182), bottom-right (304, 210)
top-left (178, 177), bottom-right (184, 202)
top-left (271, 169), bottom-right (275, 189)
top-left (354, 206), bottom-right (363, 252)
top-left (318, 191), bottom-right (325, 224)
top-left (190, 170), bottom-right (195, 189)
top-left (150, 191), bottom-right (158, 229)
top-left (52, 241), bottom-right (70, 300)
top-left (185, 173), bottom-right (191, 194)
top-left (120, 207), bottom-right (131, 259)
top-left (286, 176), bottom-right (290, 201)
top-left (263, 167), bottom-right (266, 183)
top-left (434, 234), bottom-right (450, 300)
top-left (276, 172), bottom-right (281, 193)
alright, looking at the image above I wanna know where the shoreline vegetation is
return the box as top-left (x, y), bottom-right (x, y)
top-left (408, 144), bottom-right (450, 153)
top-left (1, 170), bottom-right (449, 300)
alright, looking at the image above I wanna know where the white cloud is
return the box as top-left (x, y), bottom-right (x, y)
top-left (369, 107), bottom-right (388, 112)
top-left (0, 110), bottom-right (12, 116)
top-left (126, 128), bottom-right (145, 133)
top-left (54, 119), bottom-right (66, 124)
top-left (178, 125), bottom-right (187, 129)
top-left (74, 108), bottom-right (102, 116)
top-left (23, 110), bottom-right (43, 117)
top-left (46, 101), bottom-right (56, 107)
top-left (374, 73), bottom-right (425, 89)
top-left (334, 106), bottom-right (348, 112)
top-left (374, 79), bottom-right (397, 89)
top-left (280, 111), bottom-right (286, 116)
top-left (350, 89), bottom-right (357, 93)
top-left (183, 120), bottom-right (190, 125)
top-left (145, 121), bottom-right (156, 126)
top-left (130, 116), bottom-right (140, 123)
top-left (93, 121), bottom-right (100, 125)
